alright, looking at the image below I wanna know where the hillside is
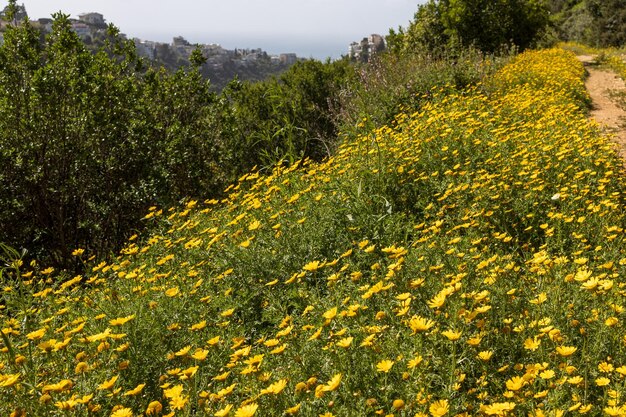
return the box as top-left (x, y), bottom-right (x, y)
top-left (1, 48), bottom-right (626, 416)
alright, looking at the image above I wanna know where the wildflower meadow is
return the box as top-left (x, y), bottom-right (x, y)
top-left (1, 48), bottom-right (626, 417)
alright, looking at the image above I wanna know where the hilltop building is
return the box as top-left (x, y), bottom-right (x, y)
top-left (280, 53), bottom-right (297, 65)
top-left (71, 22), bottom-right (90, 38)
top-left (134, 38), bottom-right (157, 60)
top-left (78, 12), bottom-right (105, 26)
top-left (172, 36), bottom-right (191, 47)
top-left (37, 18), bottom-right (53, 33)
top-left (348, 34), bottom-right (386, 62)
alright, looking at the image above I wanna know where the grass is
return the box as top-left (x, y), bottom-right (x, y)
top-left (1, 48), bottom-right (626, 417)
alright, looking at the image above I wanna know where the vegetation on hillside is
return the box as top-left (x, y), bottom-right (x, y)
top-left (0, 0), bottom-right (505, 268)
top-left (548, 0), bottom-right (626, 47)
top-left (387, 0), bottom-right (550, 54)
top-left (4, 1), bottom-right (626, 414)
top-left (388, 0), bottom-right (626, 54)
top-left (1, 47), bottom-right (625, 417)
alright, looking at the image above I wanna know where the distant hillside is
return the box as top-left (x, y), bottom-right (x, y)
top-left (548, 0), bottom-right (626, 47)
top-left (135, 36), bottom-right (303, 90)
top-left (0, 6), bottom-right (303, 90)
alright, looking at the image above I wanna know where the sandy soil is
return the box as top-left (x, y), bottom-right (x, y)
top-left (577, 55), bottom-right (626, 162)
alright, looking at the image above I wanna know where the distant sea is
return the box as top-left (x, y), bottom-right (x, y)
top-left (134, 31), bottom-right (350, 61)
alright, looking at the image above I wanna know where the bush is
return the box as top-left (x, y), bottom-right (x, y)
top-left (0, 13), bottom-right (221, 267)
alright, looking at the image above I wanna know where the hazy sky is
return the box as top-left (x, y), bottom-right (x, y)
top-left (18, 0), bottom-right (423, 59)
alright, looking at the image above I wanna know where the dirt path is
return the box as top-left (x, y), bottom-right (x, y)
top-left (577, 55), bottom-right (626, 162)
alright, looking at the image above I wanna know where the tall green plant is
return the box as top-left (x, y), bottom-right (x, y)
top-left (0, 13), bottom-right (220, 268)
top-left (397, 0), bottom-right (550, 53)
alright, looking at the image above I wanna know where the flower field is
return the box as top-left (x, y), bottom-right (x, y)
top-left (2, 48), bottom-right (626, 416)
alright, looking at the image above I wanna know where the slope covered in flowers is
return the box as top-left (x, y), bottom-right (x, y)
top-left (2, 49), bottom-right (626, 417)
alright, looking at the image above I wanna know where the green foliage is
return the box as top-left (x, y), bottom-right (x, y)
top-left (548, 0), bottom-right (626, 47)
top-left (0, 49), bottom-right (625, 416)
top-left (335, 48), bottom-right (510, 138)
top-left (219, 59), bottom-right (355, 174)
top-left (0, 14), bottom-right (221, 267)
top-left (0, 2), bottom-right (513, 270)
top-left (397, 0), bottom-right (550, 53)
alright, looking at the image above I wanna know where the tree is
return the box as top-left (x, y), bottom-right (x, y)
top-left (0, 0), bottom-right (27, 23)
top-left (586, 0), bottom-right (626, 46)
top-left (398, 0), bottom-right (550, 54)
top-left (0, 12), bottom-right (221, 268)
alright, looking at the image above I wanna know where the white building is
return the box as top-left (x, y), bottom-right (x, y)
top-left (71, 22), bottom-right (91, 38)
top-left (78, 12), bottom-right (105, 26)
top-left (279, 53), bottom-right (297, 65)
top-left (134, 38), bottom-right (156, 60)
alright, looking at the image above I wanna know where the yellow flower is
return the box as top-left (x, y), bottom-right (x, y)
top-left (556, 345), bottom-right (577, 357)
top-left (260, 379), bottom-right (288, 395)
top-left (214, 404), bottom-right (233, 416)
top-left (322, 373), bottom-right (342, 392)
top-left (392, 399), bottom-right (405, 410)
top-left (42, 379), bottom-right (73, 393)
top-left (180, 366), bottom-right (199, 380)
top-left (234, 403), bottom-right (258, 417)
top-left (407, 354), bottom-right (423, 368)
top-left (248, 220), bottom-right (261, 231)
top-left (481, 402), bottom-right (516, 415)
top-left (111, 407), bottom-right (133, 417)
top-left (174, 345), bottom-right (191, 357)
top-left (213, 371), bottom-right (231, 381)
top-left (97, 375), bottom-right (119, 390)
top-left (505, 376), bottom-right (525, 391)
top-left (323, 307), bottom-right (337, 321)
top-left (478, 351), bottom-right (493, 361)
top-left (429, 399), bottom-right (449, 417)
top-left (207, 335), bottom-right (221, 345)
top-left (86, 328), bottom-right (112, 342)
top-left (109, 315), bottom-right (135, 326)
top-left (165, 287), bottom-right (180, 297)
top-left (604, 406), bottom-right (626, 416)
top-left (191, 348), bottom-right (209, 361)
top-left (210, 383), bottom-right (235, 400)
top-left (595, 377), bottom-right (610, 387)
top-left (408, 315), bottom-right (435, 333)
top-left (427, 292), bottom-right (446, 309)
top-left (441, 330), bottom-right (462, 341)
top-left (163, 384), bottom-right (184, 399)
top-left (523, 337), bottom-right (540, 351)
top-left (270, 344), bottom-right (287, 354)
top-left (170, 394), bottom-right (189, 410)
top-left (360, 334), bottom-right (376, 347)
top-left (303, 261), bottom-right (322, 272)
top-left (376, 359), bottom-right (394, 373)
top-left (285, 403), bottom-right (301, 415)
top-left (190, 321), bottom-right (207, 331)
top-left (26, 328), bottom-right (47, 341)
top-left (567, 376), bottom-right (584, 385)
top-left (336, 337), bottom-right (353, 348)
top-left (599, 362), bottom-right (614, 373)
top-left (123, 383), bottom-right (145, 396)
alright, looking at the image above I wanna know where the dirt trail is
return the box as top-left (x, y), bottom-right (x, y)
top-left (577, 55), bottom-right (626, 162)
